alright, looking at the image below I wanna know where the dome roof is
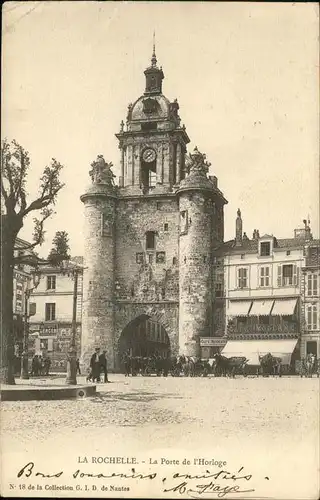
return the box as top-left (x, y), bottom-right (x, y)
top-left (131, 94), bottom-right (171, 121)
top-left (176, 147), bottom-right (215, 194)
top-left (177, 172), bottom-right (215, 193)
top-left (81, 182), bottom-right (117, 201)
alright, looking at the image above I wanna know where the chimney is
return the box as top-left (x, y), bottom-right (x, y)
top-left (253, 229), bottom-right (260, 241)
top-left (304, 219), bottom-right (312, 241)
top-left (243, 232), bottom-right (249, 241)
top-left (235, 209), bottom-right (242, 246)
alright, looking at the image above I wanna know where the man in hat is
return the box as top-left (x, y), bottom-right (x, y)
top-left (90, 347), bottom-right (101, 382)
top-left (99, 349), bottom-right (110, 383)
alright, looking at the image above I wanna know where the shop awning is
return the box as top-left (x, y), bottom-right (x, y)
top-left (221, 339), bottom-right (298, 365)
top-left (249, 300), bottom-right (274, 316)
top-left (272, 299), bottom-right (297, 316)
top-left (228, 301), bottom-right (252, 317)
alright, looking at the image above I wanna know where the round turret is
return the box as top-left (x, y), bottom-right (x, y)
top-left (80, 156), bottom-right (117, 371)
top-left (177, 147), bottom-right (215, 357)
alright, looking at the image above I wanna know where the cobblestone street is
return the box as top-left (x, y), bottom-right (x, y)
top-left (1, 375), bottom-right (319, 499)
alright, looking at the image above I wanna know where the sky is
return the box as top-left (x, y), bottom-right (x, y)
top-left (2, 1), bottom-right (319, 257)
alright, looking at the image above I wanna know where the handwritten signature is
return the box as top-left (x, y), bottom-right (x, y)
top-left (163, 468), bottom-right (255, 498)
top-left (17, 462), bottom-right (257, 497)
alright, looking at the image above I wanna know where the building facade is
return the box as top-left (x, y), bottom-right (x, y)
top-left (12, 238), bottom-right (35, 371)
top-left (219, 215), bottom-right (319, 368)
top-left (80, 48), bottom-right (227, 371)
top-left (29, 259), bottom-right (83, 371)
top-left (300, 244), bottom-right (320, 358)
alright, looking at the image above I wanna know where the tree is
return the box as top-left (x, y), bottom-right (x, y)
top-left (48, 231), bottom-right (71, 265)
top-left (1, 138), bottom-right (64, 384)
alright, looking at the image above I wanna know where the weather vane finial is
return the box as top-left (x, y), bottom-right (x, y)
top-left (151, 30), bottom-right (157, 67)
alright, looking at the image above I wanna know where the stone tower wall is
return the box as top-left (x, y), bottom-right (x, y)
top-left (178, 192), bottom-right (213, 356)
top-left (115, 197), bottom-right (179, 302)
top-left (81, 196), bottom-right (116, 370)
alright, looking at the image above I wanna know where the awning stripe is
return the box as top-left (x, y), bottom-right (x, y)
top-left (249, 300), bottom-right (274, 316)
top-left (272, 299), bottom-right (297, 316)
top-left (221, 339), bottom-right (298, 365)
top-left (228, 301), bottom-right (252, 317)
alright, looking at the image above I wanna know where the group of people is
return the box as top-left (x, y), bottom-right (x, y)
top-left (31, 354), bottom-right (51, 376)
top-left (87, 347), bottom-right (110, 383)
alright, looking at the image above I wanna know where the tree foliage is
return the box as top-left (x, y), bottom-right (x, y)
top-left (48, 231), bottom-right (71, 265)
top-left (1, 138), bottom-right (65, 384)
top-left (1, 138), bottom-right (65, 254)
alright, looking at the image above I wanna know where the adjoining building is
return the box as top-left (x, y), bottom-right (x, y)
top-left (219, 215), bottom-right (319, 370)
top-left (12, 238), bottom-right (35, 372)
top-left (29, 258), bottom-right (83, 371)
top-left (300, 243), bottom-right (320, 358)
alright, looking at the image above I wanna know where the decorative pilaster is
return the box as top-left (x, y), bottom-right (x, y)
top-left (176, 142), bottom-right (182, 184)
top-left (134, 144), bottom-right (141, 186)
top-left (127, 145), bottom-right (133, 185)
top-left (156, 143), bottom-right (163, 184)
top-left (119, 147), bottom-right (124, 187)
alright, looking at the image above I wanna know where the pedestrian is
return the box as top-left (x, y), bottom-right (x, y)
top-left (90, 347), bottom-right (101, 382)
top-left (44, 356), bottom-right (51, 376)
top-left (76, 358), bottom-right (81, 375)
top-left (99, 350), bottom-right (110, 383)
top-left (31, 354), bottom-right (40, 376)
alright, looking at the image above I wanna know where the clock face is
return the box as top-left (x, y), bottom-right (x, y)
top-left (142, 148), bottom-right (156, 163)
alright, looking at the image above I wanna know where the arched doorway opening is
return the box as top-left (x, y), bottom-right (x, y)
top-left (119, 315), bottom-right (171, 361)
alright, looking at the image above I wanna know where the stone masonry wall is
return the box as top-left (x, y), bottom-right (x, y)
top-left (81, 196), bottom-right (116, 370)
top-left (179, 192), bottom-right (213, 356)
top-left (115, 196), bottom-right (179, 303)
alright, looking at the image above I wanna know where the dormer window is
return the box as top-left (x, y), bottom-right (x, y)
top-left (260, 241), bottom-right (271, 256)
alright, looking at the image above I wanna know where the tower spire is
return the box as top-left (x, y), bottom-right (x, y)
top-left (151, 30), bottom-right (157, 67)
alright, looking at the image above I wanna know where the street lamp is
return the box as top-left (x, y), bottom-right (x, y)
top-left (60, 260), bottom-right (82, 385)
top-left (21, 269), bottom-right (41, 379)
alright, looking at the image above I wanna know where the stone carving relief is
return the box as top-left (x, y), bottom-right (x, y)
top-left (89, 155), bottom-right (116, 186)
top-left (130, 261), bottom-right (178, 302)
top-left (185, 146), bottom-right (211, 176)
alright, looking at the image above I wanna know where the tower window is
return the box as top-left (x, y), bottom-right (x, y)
top-left (148, 169), bottom-right (157, 187)
top-left (164, 223), bottom-right (168, 232)
top-left (180, 210), bottom-right (188, 234)
top-left (141, 155), bottom-right (157, 192)
top-left (146, 231), bottom-right (156, 250)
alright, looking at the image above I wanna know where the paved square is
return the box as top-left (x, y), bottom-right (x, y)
top-left (1, 375), bottom-right (319, 499)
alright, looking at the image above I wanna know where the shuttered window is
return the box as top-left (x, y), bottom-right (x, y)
top-left (307, 305), bottom-right (318, 330)
top-left (277, 264), bottom-right (299, 287)
top-left (259, 266), bottom-right (270, 287)
top-left (45, 303), bottom-right (56, 321)
top-left (237, 268), bottom-right (248, 288)
top-left (307, 274), bottom-right (318, 296)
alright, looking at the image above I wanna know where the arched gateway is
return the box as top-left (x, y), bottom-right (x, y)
top-left (118, 315), bottom-right (171, 365)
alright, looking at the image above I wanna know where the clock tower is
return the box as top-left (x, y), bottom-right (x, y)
top-left (115, 46), bottom-right (190, 194)
top-left (81, 44), bottom-right (227, 371)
